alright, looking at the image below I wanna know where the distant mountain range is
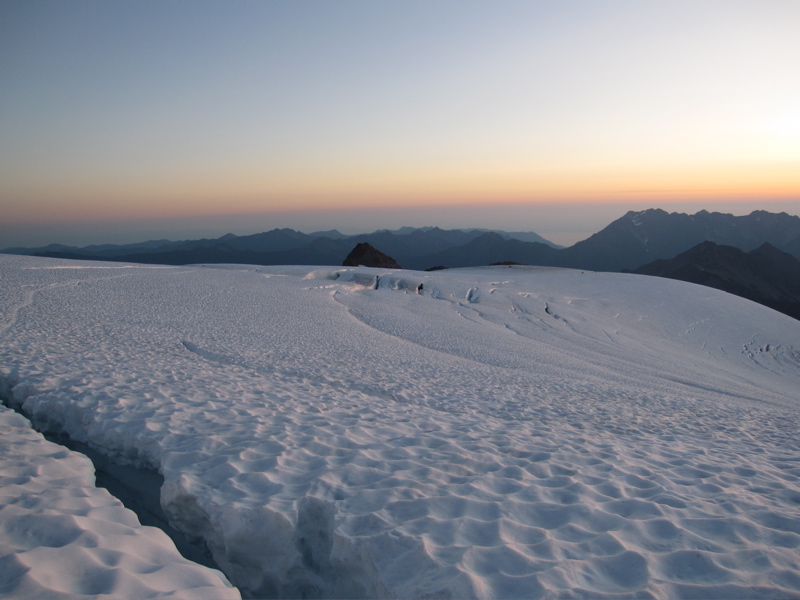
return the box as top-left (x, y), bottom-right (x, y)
top-left (5, 208), bottom-right (800, 273)
top-left (566, 208), bottom-right (800, 272)
top-left (2, 227), bottom-right (562, 271)
top-left (6, 208), bottom-right (800, 319)
top-left (634, 241), bottom-right (800, 321)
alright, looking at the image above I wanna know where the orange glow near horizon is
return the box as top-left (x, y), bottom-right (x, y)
top-left (3, 156), bottom-right (798, 226)
top-left (3, 2), bottom-right (800, 244)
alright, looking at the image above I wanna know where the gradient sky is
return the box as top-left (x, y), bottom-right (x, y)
top-left (2, 0), bottom-right (799, 248)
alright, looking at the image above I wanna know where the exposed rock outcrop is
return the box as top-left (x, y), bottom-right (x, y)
top-left (342, 243), bottom-right (401, 269)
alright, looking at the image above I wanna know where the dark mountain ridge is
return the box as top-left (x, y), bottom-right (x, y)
top-left (560, 208), bottom-right (800, 272)
top-left (5, 209), bottom-right (800, 273)
top-left (5, 227), bottom-right (560, 269)
top-left (634, 241), bottom-right (800, 320)
top-left (419, 232), bottom-right (562, 269)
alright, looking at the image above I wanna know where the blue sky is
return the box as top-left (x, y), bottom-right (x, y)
top-left (1, 0), bottom-right (799, 247)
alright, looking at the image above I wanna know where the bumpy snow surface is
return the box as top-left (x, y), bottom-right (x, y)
top-left (0, 408), bottom-right (239, 599)
top-left (1, 254), bottom-right (799, 599)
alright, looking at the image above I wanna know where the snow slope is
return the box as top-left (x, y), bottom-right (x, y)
top-left (1, 254), bottom-right (799, 599)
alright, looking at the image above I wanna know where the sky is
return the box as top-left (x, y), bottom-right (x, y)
top-left (1, 0), bottom-right (799, 249)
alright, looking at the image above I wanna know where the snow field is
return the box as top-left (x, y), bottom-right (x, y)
top-left (1, 255), bottom-right (799, 598)
top-left (0, 406), bottom-right (239, 599)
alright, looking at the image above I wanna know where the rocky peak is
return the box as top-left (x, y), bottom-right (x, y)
top-left (342, 243), bottom-right (401, 269)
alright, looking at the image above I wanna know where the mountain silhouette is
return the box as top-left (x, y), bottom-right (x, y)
top-left (634, 241), bottom-right (800, 320)
top-left (560, 209), bottom-right (800, 272)
top-left (342, 243), bottom-right (401, 269)
top-left (6, 210), bottom-right (800, 273)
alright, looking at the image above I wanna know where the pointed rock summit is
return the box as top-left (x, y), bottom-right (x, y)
top-left (342, 243), bottom-right (401, 269)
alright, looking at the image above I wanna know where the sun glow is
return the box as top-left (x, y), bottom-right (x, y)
top-left (2, 1), bottom-right (799, 248)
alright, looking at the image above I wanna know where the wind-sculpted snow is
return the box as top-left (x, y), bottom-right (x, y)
top-left (1, 255), bottom-right (799, 599)
top-left (0, 406), bottom-right (239, 599)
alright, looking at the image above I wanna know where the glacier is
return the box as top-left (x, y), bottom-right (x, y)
top-left (1, 254), bottom-right (799, 599)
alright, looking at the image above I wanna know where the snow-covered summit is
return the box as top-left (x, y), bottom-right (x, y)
top-left (1, 255), bottom-right (799, 599)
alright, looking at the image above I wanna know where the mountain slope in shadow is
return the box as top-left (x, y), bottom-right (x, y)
top-left (560, 209), bottom-right (800, 272)
top-left (633, 241), bottom-right (800, 320)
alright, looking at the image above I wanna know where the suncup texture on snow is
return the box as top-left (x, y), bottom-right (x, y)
top-left (1, 254), bottom-right (799, 599)
top-left (0, 406), bottom-right (239, 599)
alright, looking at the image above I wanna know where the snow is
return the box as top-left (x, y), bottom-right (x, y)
top-left (1, 254), bottom-right (799, 599)
top-left (0, 407), bottom-right (239, 599)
